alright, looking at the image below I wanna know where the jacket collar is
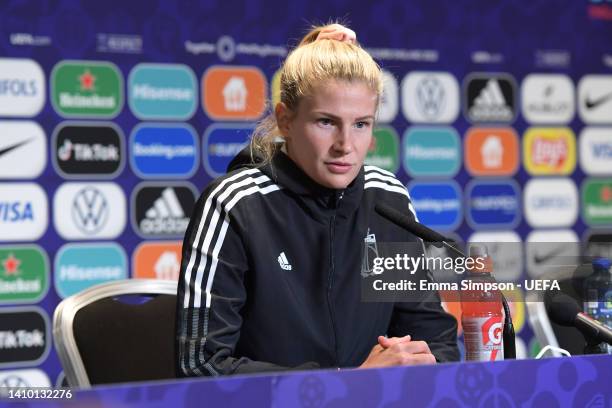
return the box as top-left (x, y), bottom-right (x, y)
top-left (261, 150), bottom-right (364, 214)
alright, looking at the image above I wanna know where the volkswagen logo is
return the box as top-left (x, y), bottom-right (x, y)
top-left (71, 186), bottom-right (109, 234)
top-left (416, 76), bottom-right (446, 119)
top-left (0, 375), bottom-right (29, 388)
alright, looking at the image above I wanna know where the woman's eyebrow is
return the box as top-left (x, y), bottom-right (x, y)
top-left (313, 111), bottom-right (375, 121)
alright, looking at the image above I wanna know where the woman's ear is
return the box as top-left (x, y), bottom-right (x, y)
top-left (275, 102), bottom-right (292, 139)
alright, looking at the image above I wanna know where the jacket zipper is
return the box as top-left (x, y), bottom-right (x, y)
top-left (326, 191), bottom-right (343, 365)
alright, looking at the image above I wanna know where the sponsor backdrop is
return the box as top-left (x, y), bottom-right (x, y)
top-left (0, 0), bottom-right (611, 385)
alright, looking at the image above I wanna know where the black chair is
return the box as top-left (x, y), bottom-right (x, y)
top-left (53, 279), bottom-right (178, 388)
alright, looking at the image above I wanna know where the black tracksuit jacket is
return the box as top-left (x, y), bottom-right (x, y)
top-left (176, 148), bottom-right (459, 376)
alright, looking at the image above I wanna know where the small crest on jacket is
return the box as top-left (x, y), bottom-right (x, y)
top-left (360, 229), bottom-right (379, 277)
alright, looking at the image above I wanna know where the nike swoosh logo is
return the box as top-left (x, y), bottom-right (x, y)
top-left (533, 246), bottom-right (567, 264)
top-left (0, 138), bottom-right (33, 158)
top-left (585, 91), bottom-right (612, 110)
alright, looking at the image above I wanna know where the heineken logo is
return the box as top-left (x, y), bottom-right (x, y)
top-left (582, 178), bottom-right (612, 225)
top-left (0, 246), bottom-right (48, 304)
top-left (365, 127), bottom-right (400, 173)
top-left (51, 61), bottom-right (123, 118)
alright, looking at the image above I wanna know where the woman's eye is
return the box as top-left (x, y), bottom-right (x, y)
top-left (355, 121), bottom-right (371, 129)
top-left (318, 118), bottom-right (333, 126)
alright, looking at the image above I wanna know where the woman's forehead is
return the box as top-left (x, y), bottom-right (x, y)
top-left (301, 80), bottom-right (378, 114)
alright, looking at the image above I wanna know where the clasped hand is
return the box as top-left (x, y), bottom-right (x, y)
top-left (359, 335), bottom-right (437, 368)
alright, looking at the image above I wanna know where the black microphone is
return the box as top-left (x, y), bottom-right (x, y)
top-left (374, 202), bottom-right (516, 359)
top-left (374, 203), bottom-right (465, 258)
top-left (547, 293), bottom-right (612, 346)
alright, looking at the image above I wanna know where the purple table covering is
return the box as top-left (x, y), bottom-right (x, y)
top-left (4, 354), bottom-right (611, 407)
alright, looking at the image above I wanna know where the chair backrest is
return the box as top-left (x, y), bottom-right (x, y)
top-left (53, 279), bottom-right (178, 388)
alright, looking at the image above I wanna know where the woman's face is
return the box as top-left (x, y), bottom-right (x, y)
top-left (277, 80), bottom-right (378, 189)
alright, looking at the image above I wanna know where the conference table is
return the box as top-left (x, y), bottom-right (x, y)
top-left (4, 354), bottom-right (611, 407)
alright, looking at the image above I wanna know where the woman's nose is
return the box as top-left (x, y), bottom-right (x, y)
top-left (332, 127), bottom-right (352, 154)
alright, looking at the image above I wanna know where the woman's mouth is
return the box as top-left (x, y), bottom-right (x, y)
top-left (325, 161), bottom-right (353, 174)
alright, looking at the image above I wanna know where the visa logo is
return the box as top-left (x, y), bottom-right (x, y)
top-left (0, 202), bottom-right (34, 222)
top-left (592, 143), bottom-right (612, 158)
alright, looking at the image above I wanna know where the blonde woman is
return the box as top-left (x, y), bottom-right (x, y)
top-left (177, 24), bottom-right (459, 376)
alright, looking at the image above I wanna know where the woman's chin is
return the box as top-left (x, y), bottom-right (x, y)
top-left (315, 172), bottom-right (356, 190)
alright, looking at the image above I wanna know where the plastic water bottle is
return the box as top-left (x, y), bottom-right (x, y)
top-left (461, 245), bottom-right (504, 361)
top-left (583, 257), bottom-right (612, 354)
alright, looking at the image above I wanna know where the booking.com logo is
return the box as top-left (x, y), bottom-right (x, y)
top-left (408, 181), bottom-right (462, 231)
top-left (130, 123), bottom-right (198, 179)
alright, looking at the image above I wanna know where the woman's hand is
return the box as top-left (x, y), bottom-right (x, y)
top-left (359, 335), bottom-right (437, 368)
top-left (316, 24), bottom-right (357, 44)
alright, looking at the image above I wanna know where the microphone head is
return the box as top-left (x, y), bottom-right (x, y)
top-left (546, 292), bottom-right (581, 327)
top-left (374, 203), bottom-right (446, 243)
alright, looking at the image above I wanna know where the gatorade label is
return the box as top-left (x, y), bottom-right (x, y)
top-left (463, 315), bottom-right (504, 361)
